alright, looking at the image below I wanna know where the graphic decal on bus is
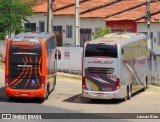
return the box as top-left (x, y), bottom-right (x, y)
top-left (9, 42), bottom-right (42, 89)
top-left (85, 68), bottom-right (117, 91)
top-left (123, 61), bottom-right (141, 86)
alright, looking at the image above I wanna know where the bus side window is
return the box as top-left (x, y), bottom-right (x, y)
top-left (125, 47), bottom-right (128, 61)
top-left (154, 54), bottom-right (156, 61)
top-left (121, 48), bottom-right (124, 55)
top-left (46, 42), bottom-right (50, 57)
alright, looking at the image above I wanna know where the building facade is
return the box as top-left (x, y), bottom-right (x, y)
top-left (25, 14), bottom-right (105, 47)
top-left (24, 0), bottom-right (160, 55)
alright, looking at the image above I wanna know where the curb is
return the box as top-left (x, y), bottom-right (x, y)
top-left (57, 72), bottom-right (81, 79)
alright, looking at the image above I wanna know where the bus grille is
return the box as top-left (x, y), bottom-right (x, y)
top-left (87, 67), bottom-right (114, 74)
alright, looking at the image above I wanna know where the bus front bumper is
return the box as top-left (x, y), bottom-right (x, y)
top-left (5, 87), bottom-right (45, 98)
top-left (82, 89), bottom-right (125, 99)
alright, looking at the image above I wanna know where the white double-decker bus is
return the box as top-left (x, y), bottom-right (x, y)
top-left (82, 32), bottom-right (150, 100)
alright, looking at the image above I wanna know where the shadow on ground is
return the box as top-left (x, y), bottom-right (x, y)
top-left (63, 94), bottom-right (123, 104)
top-left (0, 87), bottom-right (44, 104)
top-left (63, 89), bottom-right (146, 105)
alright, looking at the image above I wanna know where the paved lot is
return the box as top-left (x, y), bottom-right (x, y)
top-left (42, 74), bottom-right (160, 113)
top-left (1, 69), bottom-right (160, 113)
top-left (0, 69), bottom-right (160, 121)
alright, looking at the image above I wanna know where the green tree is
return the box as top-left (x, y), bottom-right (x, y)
top-left (0, 0), bottom-right (37, 39)
top-left (94, 27), bottom-right (111, 39)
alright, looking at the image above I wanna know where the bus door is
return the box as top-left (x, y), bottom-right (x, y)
top-left (83, 44), bottom-right (119, 92)
top-left (8, 41), bottom-right (42, 90)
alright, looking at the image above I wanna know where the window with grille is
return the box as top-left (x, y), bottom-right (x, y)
top-left (157, 32), bottom-right (160, 45)
top-left (24, 23), bottom-right (36, 32)
top-left (39, 21), bottom-right (45, 32)
top-left (66, 25), bottom-right (72, 38)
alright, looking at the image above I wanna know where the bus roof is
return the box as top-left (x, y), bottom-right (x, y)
top-left (12, 32), bottom-right (55, 42)
top-left (87, 32), bottom-right (147, 46)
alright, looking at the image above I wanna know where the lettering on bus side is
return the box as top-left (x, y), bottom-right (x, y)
top-left (88, 61), bottom-right (113, 64)
top-left (12, 42), bottom-right (38, 46)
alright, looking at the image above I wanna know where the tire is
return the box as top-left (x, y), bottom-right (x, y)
top-left (46, 86), bottom-right (49, 100)
top-left (53, 76), bottom-right (56, 91)
top-left (143, 77), bottom-right (148, 91)
top-left (9, 97), bottom-right (15, 101)
top-left (41, 85), bottom-right (49, 101)
top-left (126, 84), bottom-right (132, 100)
top-left (90, 99), bottom-right (97, 102)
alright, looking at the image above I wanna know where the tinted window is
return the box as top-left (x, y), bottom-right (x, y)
top-left (46, 37), bottom-right (56, 57)
top-left (39, 21), bottom-right (45, 32)
top-left (24, 23), bottom-right (36, 32)
top-left (85, 44), bottom-right (117, 58)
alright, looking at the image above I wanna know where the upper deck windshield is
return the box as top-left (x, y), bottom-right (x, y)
top-left (85, 44), bottom-right (117, 58)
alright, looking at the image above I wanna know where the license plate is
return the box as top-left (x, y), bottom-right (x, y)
top-left (97, 93), bottom-right (104, 96)
top-left (21, 94), bottom-right (28, 96)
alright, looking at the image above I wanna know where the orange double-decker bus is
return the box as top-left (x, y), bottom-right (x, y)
top-left (5, 32), bottom-right (59, 100)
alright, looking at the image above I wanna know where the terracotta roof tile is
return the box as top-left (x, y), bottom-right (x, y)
top-left (32, 0), bottom-right (160, 23)
top-left (137, 13), bottom-right (160, 23)
top-left (32, 0), bottom-right (47, 13)
top-left (54, 0), bottom-right (75, 10)
top-left (105, 1), bottom-right (160, 21)
top-left (33, 0), bottom-right (86, 13)
top-left (54, 0), bottom-right (113, 15)
top-left (80, 0), bottom-right (146, 18)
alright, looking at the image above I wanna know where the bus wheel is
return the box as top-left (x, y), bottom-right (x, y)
top-left (9, 97), bottom-right (15, 101)
top-left (143, 77), bottom-right (148, 91)
top-left (53, 76), bottom-right (56, 91)
top-left (46, 87), bottom-right (49, 100)
top-left (126, 84), bottom-right (132, 100)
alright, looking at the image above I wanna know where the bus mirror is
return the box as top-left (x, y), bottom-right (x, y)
top-left (55, 49), bottom-right (61, 60)
top-left (55, 53), bottom-right (61, 60)
top-left (58, 53), bottom-right (61, 60)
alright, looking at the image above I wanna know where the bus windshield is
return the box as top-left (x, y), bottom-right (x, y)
top-left (85, 44), bottom-right (117, 58)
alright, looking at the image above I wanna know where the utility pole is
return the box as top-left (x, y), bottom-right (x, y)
top-left (75, 0), bottom-right (80, 47)
top-left (146, 0), bottom-right (154, 82)
top-left (47, 0), bottom-right (54, 33)
top-left (146, 0), bottom-right (151, 50)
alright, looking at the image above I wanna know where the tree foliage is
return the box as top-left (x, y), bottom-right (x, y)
top-left (0, 0), bottom-right (37, 39)
top-left (94, 27), bottom-right (111, 39)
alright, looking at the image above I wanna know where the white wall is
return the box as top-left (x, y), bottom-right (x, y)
top-left (53, 16), bottom-right (106, 46)
top-left (57, 47), bottom-right (82, 74)
top-left (26, 14), bottom-right (160, 53)
top-left (26, 13), bottom-right (47, 32)
top-left (26, 14), bottom-right (106, 47)
top-left (80, 18), bottom-right (106, 39)
top-left (137, 22), bottom-right (160, 55)
top-left (53, 15), bottom-right (75, 46)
